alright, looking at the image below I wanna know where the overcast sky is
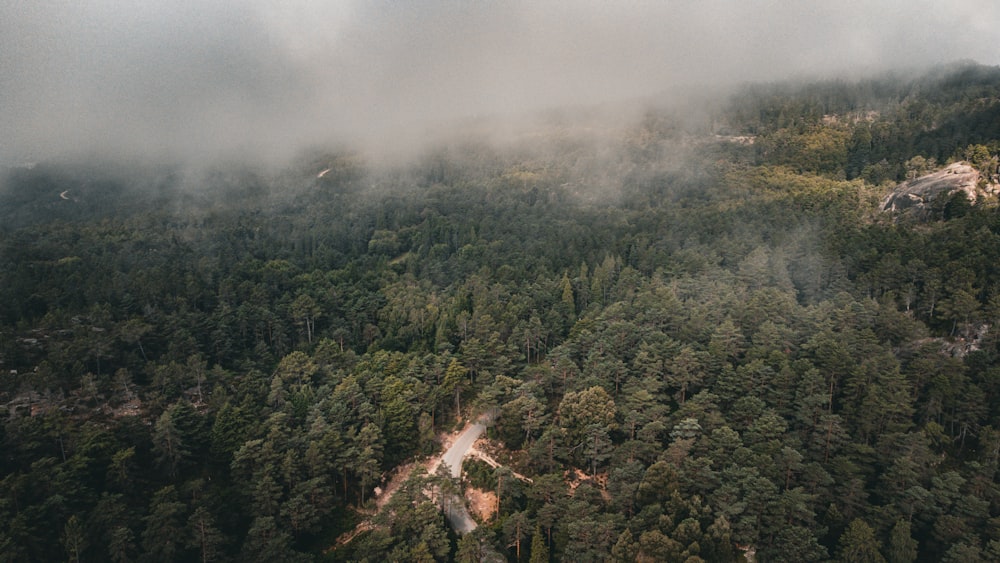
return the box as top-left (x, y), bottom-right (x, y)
top-left (2, 0), bottom-right (999, 164)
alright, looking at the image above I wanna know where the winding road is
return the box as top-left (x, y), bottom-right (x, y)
top-left (441, 421), bottom-right (486, 479)
top-left (330, 420), bottom-right (488, 551)
top-left (435, 421), bottom-right (485, 533)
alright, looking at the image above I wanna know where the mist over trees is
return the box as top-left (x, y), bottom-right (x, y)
top-left (4, 1), bottom-right (998, 165)
top-left (3, 63), bottom-right (1000, 561)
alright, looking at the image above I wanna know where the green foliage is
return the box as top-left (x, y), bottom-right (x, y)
top-left (837, 519), bottom-right (886, 563)
top-left (4, 63), bottom-right (1000, 562)
top-left (887, 519), bottom-right (918, 563)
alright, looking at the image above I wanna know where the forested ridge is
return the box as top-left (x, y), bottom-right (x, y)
top-left (3, 63), bottom-right (1000, 562)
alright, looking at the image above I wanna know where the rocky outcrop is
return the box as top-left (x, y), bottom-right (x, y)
top-left (880, 162), bottom-right (982, 213)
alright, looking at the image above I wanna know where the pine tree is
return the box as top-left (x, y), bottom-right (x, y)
top-left (108, 525), bottom-right (136, 563)
top-left (887, 519), bottom-right (917, 563)
top-left (141, 486), bottom-right (186, 562)
top-left (837, 519), bottom-right (886, 563)
top-left (444, 358), bottom-right (468, 421)
top-left (187, 507), bottom-right (225, 563)
top-left (62, 515), bottom-right (86, 563)
top-left (240, 516), bottom-right (309, 563)
top-left (530, 525), bottom-right (551, 563)
top-left (504, 511), bottom-right (531, 560)
top-left (610, 528), bottom-right (637, 562)
top-left (153, 409), bottom-right (188, 479)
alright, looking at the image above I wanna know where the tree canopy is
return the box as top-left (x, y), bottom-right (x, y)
top-left (3, 62), bottom-right (1000, 561)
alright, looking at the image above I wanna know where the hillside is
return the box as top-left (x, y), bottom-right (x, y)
top-left (3, 63), bottom-right (1000, 562)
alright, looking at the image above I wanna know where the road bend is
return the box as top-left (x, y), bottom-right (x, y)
top-left (438, 421), bottom-right (486, 533)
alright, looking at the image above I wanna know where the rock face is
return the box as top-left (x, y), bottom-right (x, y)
top-left (880, 162), bottom-right (981, 213)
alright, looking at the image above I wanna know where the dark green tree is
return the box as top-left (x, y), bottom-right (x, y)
top-left (141, 486), bottom-right (186, 563)
top-left (836, 518), bottom-right (886, 563)
top-left (886, 519), bottom-right (917, 563)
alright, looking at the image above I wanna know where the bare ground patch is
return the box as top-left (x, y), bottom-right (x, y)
top-left (465, 487), bottom-right (497, 523)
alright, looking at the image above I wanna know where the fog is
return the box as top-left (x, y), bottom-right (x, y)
top-left (3, 0), bottom-right (999, 165)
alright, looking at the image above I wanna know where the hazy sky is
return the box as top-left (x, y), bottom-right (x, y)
top-left (2, 0), bottom-right (999, 164)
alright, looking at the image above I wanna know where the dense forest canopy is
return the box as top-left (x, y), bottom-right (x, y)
top-left (3, 63), bottom-right (1000, 562)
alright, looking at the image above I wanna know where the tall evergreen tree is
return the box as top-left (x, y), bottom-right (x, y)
top-left (837, 519), bottom-right (886, 563)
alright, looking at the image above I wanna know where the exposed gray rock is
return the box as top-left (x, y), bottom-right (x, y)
top-left (880, 162), bottom-right (980, 213)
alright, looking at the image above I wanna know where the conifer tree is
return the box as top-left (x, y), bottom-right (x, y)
top-left (837, 519), bottom-right (886, 563)
top-left (887, 519), bottom-right (917, 563)
top-left (530, 525), bottom-right (551, 563)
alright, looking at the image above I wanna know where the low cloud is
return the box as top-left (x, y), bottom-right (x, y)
top-left (2, 0), bottom-right (999, 165)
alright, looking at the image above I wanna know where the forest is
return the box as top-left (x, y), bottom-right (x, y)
top-left (3, 62), bottom-right (1000, 562)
